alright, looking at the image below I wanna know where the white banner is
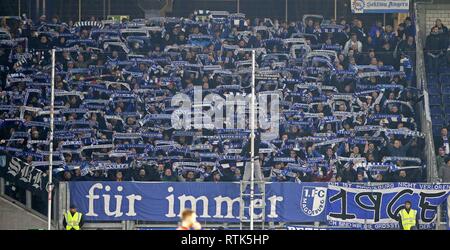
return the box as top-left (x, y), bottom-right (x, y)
top-left (351, 0), bottom-right (410, 14)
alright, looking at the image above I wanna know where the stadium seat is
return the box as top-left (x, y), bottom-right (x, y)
top-left (428, 96), bottom-right (441, 106)
top-left (431, 112), bottom-right (443, 121)
top-left (440, 73), bottom-right (450, 84)
top-left (428, 86), bottom-right (441, 96)
top-left (432, 118), bottom-right (444, 127)
top-left (444, 105), bottom-right (450, 114)
top-left (427, 74), bottom-right (439, 85)
top-left (427, 81), bottom-right (440, 89)
top-left (433, 125), bottom-right (442, 135)
top-left (442, 86), bottom-right (450, 95)
top-left (438, 65), bottom-right (449, 75)
top-left (443, 94), bottom-right (450, 103)
top-left (430, 106), bottom-right (444, 115)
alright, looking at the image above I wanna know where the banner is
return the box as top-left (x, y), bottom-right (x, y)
top-left (0, 155), bottom-right (48, 194)
top-left (69, 182), bottom-right (328, 223)
top-left (350, 0), bottom-right (410, 14)
top-left (326, 183), bottom-right (450, 230)
top-left (286, 225), bottom-right (327, 230)
top-left (68, 181), bottom-right (450, 227)
top-left (447, 196), bottom-right (450, 230)
top-left (285, 225), bottom-right (356, 230)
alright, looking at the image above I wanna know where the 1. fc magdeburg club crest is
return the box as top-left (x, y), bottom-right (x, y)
top-left (301, 186), bottom-right (327, 216)
top-left (352, 0), bottom-right (366, 13)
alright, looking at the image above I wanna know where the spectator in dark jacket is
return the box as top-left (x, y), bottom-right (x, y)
top-left (71, 168), bottom-right (85, 181)
top-left (340, 165), bottom-right (357, 182)
top-left (396, 36), bottom-right (416, 64)
top-left (386, 139), bottom-right (412, 157)
top-left (433, 19), bottom-right (449, 46)
top-left (425, 26), bottom-right (447, 73)
top-left (305, 19), bottom-right (315, 34)
top-left (351, 19), bottom-right (367, 43)
top-left (394, 170), bottom-right (410, 182)
top-left (403, 17), bottom-right (416, 38)
top-left (379, 42), bottom-right (396, 68)
top-left (134, 168), bottom-right (150, 181)
top-left (162, 168), bottom-right (178, 182)
top-left (426, 26), bottom-right (447, 53)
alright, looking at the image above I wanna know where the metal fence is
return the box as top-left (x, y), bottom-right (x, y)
top-left (414, 2), bottom-right (439, 183)
top-left (414, 1), bottom-right (450, 229)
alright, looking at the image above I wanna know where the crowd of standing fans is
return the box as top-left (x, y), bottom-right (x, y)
top-left (0, 12), bottom-right (429, 184)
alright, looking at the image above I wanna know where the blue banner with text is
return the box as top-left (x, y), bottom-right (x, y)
top-left (69, 182), bottom-right (450, 227)
top-left (69, 182), bottom-right (328, 223)
top-left (326, 183), bottom-right (450, 229)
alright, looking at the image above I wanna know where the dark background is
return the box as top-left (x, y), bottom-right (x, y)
top-left (0, 0), bottom-right (404, 26)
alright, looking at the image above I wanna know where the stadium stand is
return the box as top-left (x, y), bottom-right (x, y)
top-left (423, 18), bottom-right (450, 180)
top-left (0, 12), bottom-right (428, 189)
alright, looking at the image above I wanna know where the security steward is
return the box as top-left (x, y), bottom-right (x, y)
top-left (63, 204), bottom-right (84, 230)
top-left (398, 200), bottom-right (419, 230)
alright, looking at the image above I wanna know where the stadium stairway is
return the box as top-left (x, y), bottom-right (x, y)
top-left (0, 195), bottom-right (50, 230)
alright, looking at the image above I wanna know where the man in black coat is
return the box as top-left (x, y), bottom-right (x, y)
top-left (379, 42), bottom-right (396, 68)
top-left (340, 164), bottom-right (357, 182)
top-left (426, 26), bottom-right (448, 73)
top-left (433, 19), bottom-right (449, 48)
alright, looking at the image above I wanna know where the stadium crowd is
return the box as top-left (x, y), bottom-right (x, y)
top-left (0, 11), bottom-right (429, 185)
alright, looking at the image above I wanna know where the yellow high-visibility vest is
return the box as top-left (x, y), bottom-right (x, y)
top-left (64, 212), bottom-right (82, 230)
top-left (399, 209), bottom-right (417, 230)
